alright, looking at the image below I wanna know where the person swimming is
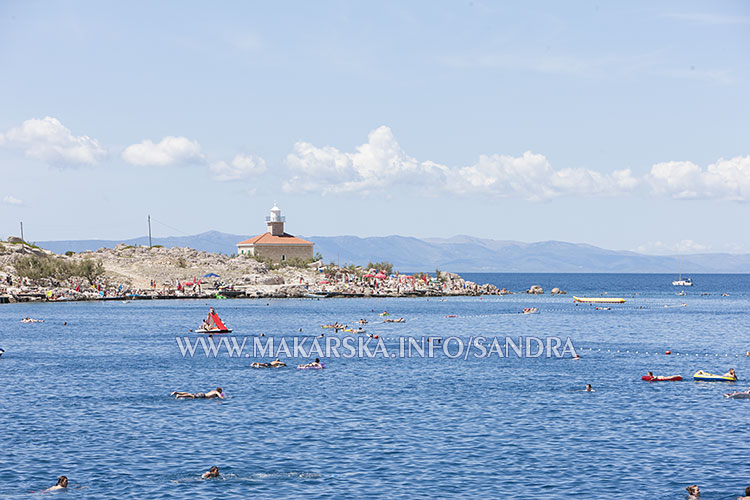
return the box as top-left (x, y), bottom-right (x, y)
top-left (725, 387), bottom-right (750, 398)
top-left (686, 484), bottom-right (700, 498)
top-left (170, 388), bottom-right (224, 399)
top-left (585, 384), bottom-right (593, 392)
top-left (46, 476), bottom-right (68, 491)
top-left (738, 486), bottom-right (750, 500)
top-left (572, 353), bottom-right (581, 360)
top-left (201, 466), bottom-right (220, 479)
top-left (725, 368), bottom-right (737, 379)
top-left (251, 358), bottom-right (287, 368)
top-left (298, 358), bottom-right (322, 369)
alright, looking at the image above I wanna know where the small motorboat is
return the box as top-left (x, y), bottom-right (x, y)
top-left (642, 375), bottom-right (683, 382)
top-left (522, 308), bottom-right (539, 314)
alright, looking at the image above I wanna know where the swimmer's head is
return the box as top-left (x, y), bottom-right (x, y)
top-left (216, 388), bottom-right (223, 393)
top-left (585, 384), bottom-right (592, 391)
top-left (745, 486), bottom-right (750, 496)
top-left (315, 358), bottom-right (320, 363)
top-left (648, 372), bottom-right (653, 377)
top-left (686, 485), bottom-right (700, 496)
top-left (57, 476), bottom-right (68, 488)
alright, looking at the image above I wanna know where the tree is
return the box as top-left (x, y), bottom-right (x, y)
top-left (78, 259), bottom-right (105, 284)
top-left (366, 261), bottom-right (394, 275)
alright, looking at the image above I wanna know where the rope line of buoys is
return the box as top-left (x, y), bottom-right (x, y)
top-left (580, 347), bottom-right (746, 358)
top-left (441, 305), bottom-right (674, 319)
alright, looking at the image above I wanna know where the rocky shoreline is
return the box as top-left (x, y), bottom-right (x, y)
top-left (0, 239), bottom-right (554, 304)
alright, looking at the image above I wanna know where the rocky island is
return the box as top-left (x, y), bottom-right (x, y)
top-left (0, 238), bottom-right (506, 303)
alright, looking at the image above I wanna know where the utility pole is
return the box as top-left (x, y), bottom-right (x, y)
top-left (20, 221), bottom-right (24, 242)
top-left (148, 215), bottom-right (152, 248)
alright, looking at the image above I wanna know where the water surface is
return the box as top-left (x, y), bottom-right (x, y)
top-left (1, 274), bottom-right (748, 499)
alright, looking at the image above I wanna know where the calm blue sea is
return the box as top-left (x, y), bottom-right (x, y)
top-left (0, 273), bottom-right (748, 499)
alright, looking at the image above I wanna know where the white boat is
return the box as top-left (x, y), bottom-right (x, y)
top-left (672, 257), bottom-right (693, 286)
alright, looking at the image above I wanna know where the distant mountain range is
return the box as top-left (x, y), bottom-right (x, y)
top-left (34, 231), bottom-right (750, 273)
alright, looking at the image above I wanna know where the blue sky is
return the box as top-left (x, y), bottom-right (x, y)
top-left (1, 1), bottom-right (748, 254)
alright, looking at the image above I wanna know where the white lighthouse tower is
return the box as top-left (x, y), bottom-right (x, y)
top-left (266, 203), bottom-right (286, 236)
top-left (236, 203), bottom-right (314, 262)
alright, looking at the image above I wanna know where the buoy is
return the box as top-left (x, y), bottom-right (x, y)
top-left (665, 350), bottom-right (671, 355)
top-left (374, 335), bottom-right (379, 339)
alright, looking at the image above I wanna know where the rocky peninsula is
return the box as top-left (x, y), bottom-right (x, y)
top-left (0, 238), bottom-right (513, 303)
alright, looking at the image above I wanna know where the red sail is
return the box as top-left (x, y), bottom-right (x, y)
top-left (210, 313), bottom-right (228, 331)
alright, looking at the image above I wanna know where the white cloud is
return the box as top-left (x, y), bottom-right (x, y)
top-left (647, 156), bottom-right (750, 200)
top-left (226, 32), bottom-right (262, 52)
top-left (663, 12), bottom-right (750, 25)
top-left (121, 136), bottom-right (204, 166)
top-left (446, 152), bottom-right (638, 201)
top-left (284, 126), bottom-right (638, 200)
top-left (210, 154), bottom-right (267, 181)
top-left (2, 195), bottom-right (23, 205)
top-left (0, 116), bottom-right (105, 166)
top-left (634, 239), bottom-right (712, 255)
top-left (284, 126), bottom-right (451, 195)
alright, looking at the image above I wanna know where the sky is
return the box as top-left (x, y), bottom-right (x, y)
top-left (1, 1), bottom-right (749, 255)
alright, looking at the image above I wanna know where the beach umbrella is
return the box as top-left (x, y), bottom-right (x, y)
top-left (319, 280), bottom-right (330, 284)
top-left (363, 274), bottom-right (375, 278)
top-left (203, 273), bottom-right (220, 278)
top-left (375, 272), bottom-right (387, 279)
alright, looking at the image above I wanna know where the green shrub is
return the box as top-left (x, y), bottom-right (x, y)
top-left (366, 261), bottom-right (394, 275)
top-left (14, 256), bottom-right (104, 283)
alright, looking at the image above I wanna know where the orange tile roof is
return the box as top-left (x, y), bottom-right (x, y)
top-left (237, 232), bottom-right (313, 246)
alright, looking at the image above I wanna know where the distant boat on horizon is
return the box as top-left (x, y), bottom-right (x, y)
top-left (672, 256), bottom-right (693, 286)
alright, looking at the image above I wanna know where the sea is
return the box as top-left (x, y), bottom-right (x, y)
top-left (0, 273), bottom-right (748, 499)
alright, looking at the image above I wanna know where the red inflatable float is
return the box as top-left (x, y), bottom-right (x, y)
top-left (642, 375), bottom-right (683, 382)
